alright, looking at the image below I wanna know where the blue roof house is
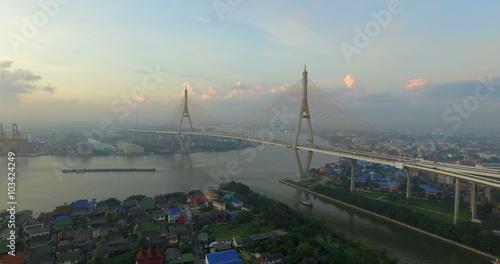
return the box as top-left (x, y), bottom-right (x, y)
top-left (74, 200), bottom-right (89, 208)
top-left (205, 249), bottom-right (244, 264)
top-left (167, 208), bottom-right (182, 223)
top-left (231, 198), bottom-right (243, 207)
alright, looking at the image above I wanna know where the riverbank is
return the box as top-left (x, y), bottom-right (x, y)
top-left (279, 179), bottom-right (497, 261)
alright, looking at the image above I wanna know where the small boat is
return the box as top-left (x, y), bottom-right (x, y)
top-left (300, 200), bottom-right (313, 206)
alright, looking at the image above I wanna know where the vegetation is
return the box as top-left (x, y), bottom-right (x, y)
top-left (310, 184), bottom-right (500, 256)
top-left (207, 218), bottom-right (274, 238)
top-left (104, 251), bottom-right (135, 264)
top-left (352, 190), bottom-right (471, 222)
top-left (192, 139), bottom-right (241, 151)
top-left (220, 181), bottom-right (399, 263)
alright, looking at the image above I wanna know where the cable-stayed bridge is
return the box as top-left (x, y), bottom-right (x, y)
top-left (119, 66), bottom-right (500, 224)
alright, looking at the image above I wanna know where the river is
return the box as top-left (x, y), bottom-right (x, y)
top-left (0, 146), bottom-right (490, 264)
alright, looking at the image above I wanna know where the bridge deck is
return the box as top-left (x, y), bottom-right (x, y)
top-left (119, 128), bottom-right (500, 189)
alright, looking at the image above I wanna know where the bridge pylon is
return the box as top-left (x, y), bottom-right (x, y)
top-left (292, 65), bottom-right (314, 180)
top-left (177, 85), bottom-right (193, 154)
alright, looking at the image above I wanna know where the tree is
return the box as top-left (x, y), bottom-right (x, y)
top-left (179, 243), bottom-right (192, 253)
top-left (293, 242), bottom-right (314, 261)
top-left (105, 211), bottom-right (125, 223)
top-left (126, 194), bottom-right (146, 202)
top-left (92, 249), bottom-right (105, 264)
top-left (237, 210), bottom-right (253, 224)
top-left (135, 237), bottom-right (148, 250)
top-left (97, 197), bottom-right (121, 206)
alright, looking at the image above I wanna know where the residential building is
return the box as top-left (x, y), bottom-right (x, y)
top-left (205, 249), bottom-right (243, 264)
top-left (203, 191), bottom-right (219, 200)
top-left (135, 247), bottom-right (164, 264)
top-left (168, 208), bottom-right (182, 223)
top-left (55, 251), bottom-right (81, 264)
top-left (1, 251), bottom-right (26, 264)
top-left (231, 198), bottom-right (243, 208)
top-left (212, 199), bottom-right (226, 211)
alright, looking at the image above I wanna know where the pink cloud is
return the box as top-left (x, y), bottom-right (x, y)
top-left (343, 74), bottom-right (365, 96)
top-left (134, 93), bottom-right (151, 104)
top-left (163, 82), bottom-right (292, 103)
top-left (201, 86), bottom-right (221, 100)
top-left (404, 78), bottom-right (428, 96)
top-left (270, 84), bottom-right (290, 93)
top-left (344, 74), bottom-right (357, 88)
top-left (405, 78), bottom-right (428, 90)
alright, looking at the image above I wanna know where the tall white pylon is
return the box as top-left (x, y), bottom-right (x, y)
top-left (292, 65), bottom-right (314, 180)
top-left (177, 85), bottom-right (193, 153)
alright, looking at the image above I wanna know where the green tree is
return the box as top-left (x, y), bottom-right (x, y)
top-left (237, 210), bottom-right (253, 224)
top-left (135, 237), bottom-right (148, 251)
top-left (92, 249), bottom-right (105, 264)
top-left (179, 243), bottom-right (192, 253)
top-left (293, 242), bottom-right (313, 261)
top-left (126, 194), bottom-right (146, 202)
top-left (105, 211), bottom-right (125, 223)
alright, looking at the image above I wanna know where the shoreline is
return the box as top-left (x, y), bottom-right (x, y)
top-left (279, 179), bottom-right (497, 261)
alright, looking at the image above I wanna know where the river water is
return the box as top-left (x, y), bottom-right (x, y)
top-left (0, 146), bottom-right (490, 264)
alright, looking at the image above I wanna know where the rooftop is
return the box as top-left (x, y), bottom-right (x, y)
top-left (205, 249), bottom-right (243, 264)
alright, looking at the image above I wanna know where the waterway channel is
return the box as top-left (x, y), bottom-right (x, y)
top-left (0, 146), bottom-right (490, 263)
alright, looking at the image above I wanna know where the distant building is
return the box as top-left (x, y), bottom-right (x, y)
top-left (117, 141), bottom-right (144, 153)
top-left (87, 139), bottom-right (114, 154)
top-left (438, 175), bottom-right (454, 184)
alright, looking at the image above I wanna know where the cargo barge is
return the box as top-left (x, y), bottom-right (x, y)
top-left (61, 168), bottom-right (156, 173)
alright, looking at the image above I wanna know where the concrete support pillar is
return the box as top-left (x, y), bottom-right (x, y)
top-left (485, 186), bottom-right (491, 200)
top-left (454, 178), bottom-right (460, 224)
top-left (178, 85), bottom-right (193, 154)
top-left (350, 159), bottom-right (357, 191)
top-left (406, 168), bottom-right (412, 199)
top-left (470, 182), bottom-right (477, 220)
top-left (293, 149), bottom-right (304, 179)
top-left (291, 66), bottom-right (314, 181)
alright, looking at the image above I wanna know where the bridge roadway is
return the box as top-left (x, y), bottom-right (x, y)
top-left (119, 128), bottom-right (500, 189)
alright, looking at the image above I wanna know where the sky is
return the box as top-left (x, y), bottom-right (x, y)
top-left (0, 0), bottom-right (499, 130)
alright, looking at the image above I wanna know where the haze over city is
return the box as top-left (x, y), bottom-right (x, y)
top-left (1, 1), bottom-right (499, 130)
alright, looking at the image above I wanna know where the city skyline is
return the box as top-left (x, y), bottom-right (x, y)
top-left (1, 1), bottom-right (499, 129)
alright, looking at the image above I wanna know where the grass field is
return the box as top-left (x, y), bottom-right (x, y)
top-left (206, 218), bottom-right (275, 238)
top-left (285, 178), bottom-right (321, 189)
top-left (353, 191), bottom-right (471, 222)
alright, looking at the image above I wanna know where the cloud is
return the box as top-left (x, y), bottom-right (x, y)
top-left (342, 74), bottom-right (365, 96)
top-left (201, 86), bottom-right (220, 100)
top-left (270, 84), bottom-right (290, 93)
top-left (0, 61), bottom-right (14, 69)
top-left (344, 74), bottom-right (356, 88)
top-left (404, 78), bottom-right (428, 96)
top-left (162, 81), bottom-right (292, 104)
top-left (405, 77), bottom-right (428, 90)
top-left (0, 61), bottom-right (45, 102)
top-left (134, 92), bottom-right (150, 103)
top-left (419, 77), bottom-right (500, 99)
top-left (42, 84), bottom-right (57, 94)
top-left (224, 83), bottom-right (266, 99)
